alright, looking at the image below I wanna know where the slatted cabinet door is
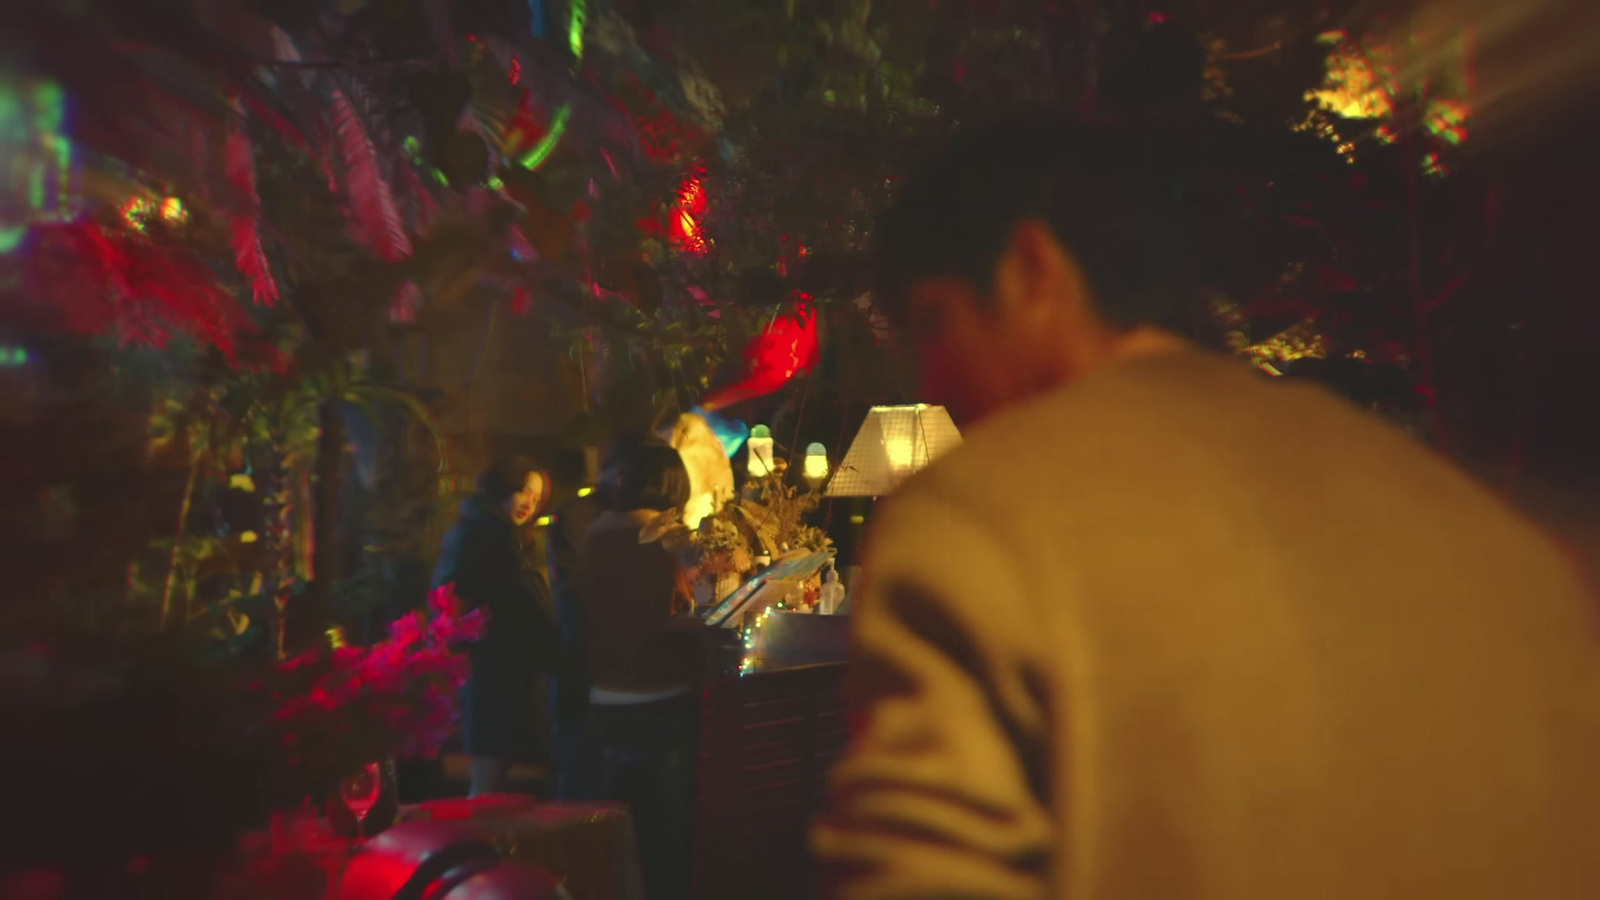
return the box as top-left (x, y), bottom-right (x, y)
top-left (692, 663), bottom-right (847, 900)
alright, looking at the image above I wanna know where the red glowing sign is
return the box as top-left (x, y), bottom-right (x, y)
top-left (700, 296), bottom-right (820, 412)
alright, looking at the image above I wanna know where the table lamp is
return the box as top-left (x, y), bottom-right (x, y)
top-left (825, 405), bottom-right (963, 498)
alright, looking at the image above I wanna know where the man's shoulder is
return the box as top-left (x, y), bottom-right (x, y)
top-left (907, 347), bottom-right (1573, 586)
top-left (907, 346), bottom-right (1487, 525)
top-left (910, 349), bottom-right (1255, 490)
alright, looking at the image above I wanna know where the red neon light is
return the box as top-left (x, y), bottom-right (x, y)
top-left (700, 296), bottom-right (819, 411)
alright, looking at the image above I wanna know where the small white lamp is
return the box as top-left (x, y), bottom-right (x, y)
top-left (747, 424), bottom-right (776, 479)
top-left (803, 442), bottom-right (829, 485)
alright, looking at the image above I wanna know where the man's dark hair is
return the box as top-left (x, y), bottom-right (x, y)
top-left (875, 115), bottom-right (1208, 335)
top-left (615, 443), bottom-right (691, 513)
top-left (476, 454), bottom-right (540, 503)
top-left (596, 432), bottom-right (654, 510)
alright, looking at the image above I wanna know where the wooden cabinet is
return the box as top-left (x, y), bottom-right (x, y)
top-left (691, 662), bottom-right (847, 900)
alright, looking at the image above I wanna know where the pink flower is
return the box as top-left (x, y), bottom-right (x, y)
top-left (267, 600), bottom-right (481, 772)
top-left (429, 582), bottom-right (463, 616)
top-left (364, 644), bottom-right (406, 673)
top-left (388, 612), bottom-right (423, 646)
top-left (332, 646), bottom-right (365, 667)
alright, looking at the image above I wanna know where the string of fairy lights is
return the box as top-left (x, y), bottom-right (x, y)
top-left (738, 599), bottom-right (792, 677)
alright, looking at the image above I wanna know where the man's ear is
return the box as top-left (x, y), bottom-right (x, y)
top-left (996, 219), bottom-right (1080, 322)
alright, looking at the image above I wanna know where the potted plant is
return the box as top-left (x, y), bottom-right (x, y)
top-left (263, 584), bottom-right (485, 837)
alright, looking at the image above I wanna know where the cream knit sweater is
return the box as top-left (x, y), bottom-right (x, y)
top-left (814, 348), bottom-right (1600, 899)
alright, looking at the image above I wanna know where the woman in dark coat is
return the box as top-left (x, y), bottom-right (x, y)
top-left (433, 456), bottom-right (558, 797)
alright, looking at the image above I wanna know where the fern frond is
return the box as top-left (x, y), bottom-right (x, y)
top-left (222, 125), bottom-right (279, 306)
top-left (329, 88), bottom-right (413, 262)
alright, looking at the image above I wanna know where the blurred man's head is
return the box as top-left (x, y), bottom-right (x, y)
top-left (875, 118), bottom-right (1202, 423)
top-left (596, 433), bottom-right (653, 510)
top-left (615, 443), bottom-right (692, 514)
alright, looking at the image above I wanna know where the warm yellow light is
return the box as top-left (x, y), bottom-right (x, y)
top-left (576, 486), bottom-right (594, 497)
top-left (120, 197), bottom-right (153, 230)
top-left (239, 530), bottom-right (259, 543)
top-left (534, 515), bottom-right (552, 527)
top-left (803, 443), bottom-right (829, 482)
top-left (827, 404), bottom-right (962, 498)
top-left (1307, 32), bottom-right (1394, 121)
top-left (885, 437), bottom-right (913, 470)
top-left (747, 425), bottom-right (775, 478)
top-left (159, 196), bottom-right (187, 224)
top-left (229, 473), bottom-right (256, 493)
top-left (683, 492), bottom-right (714, 530)
top-left (849, 515), bottom-right (865, 525)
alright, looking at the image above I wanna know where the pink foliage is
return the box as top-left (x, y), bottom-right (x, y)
top-left (26, 221), bottom-right (252, 358)
top-left (269, 583), bottom-right (484, 776)
top-left (223, 124), bottom-right (279, 307)
top-left (329, 89), bottom-right (413, 262)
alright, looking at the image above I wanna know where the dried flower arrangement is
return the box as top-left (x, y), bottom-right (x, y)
top-left (654, 473), bottom-right (834, 601)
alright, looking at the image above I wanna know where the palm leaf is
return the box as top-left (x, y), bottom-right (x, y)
top-left (329, 87), bottom-right (413, 262)
top-left (223, 124), bottom-right (280, 306)
top-left (339, 73), bottom-right (441, 235)
top-left (27, 222), bottom-right (251, 357)
top-left (346, 385), bottom-right (448, 472)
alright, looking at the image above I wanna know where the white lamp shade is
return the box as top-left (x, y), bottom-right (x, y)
top-left (826, 405), bottom-right (962, 497)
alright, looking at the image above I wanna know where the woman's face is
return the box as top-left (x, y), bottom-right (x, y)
top-left (506, 471), bottom-right (544, 526)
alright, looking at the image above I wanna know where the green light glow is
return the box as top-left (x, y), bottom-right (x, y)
top-left (1425, 98), bottom-right (1469, 146)
top-left (3, 77), bottom-right (76, 225)
top-left (568, 0), bottom-right (586, 62)
top-left (515, 0), bottom-right (583, 172)
top-left (32, 82), bottom-right (63, 131)
top-left (121, 197), bottom-right (154, 230)
top-left (518, 104), bottom-right (570, 171)
top-left (0, 225), bottom-right (25, 253)
top-left (0, 87), bottom-right (18, 121)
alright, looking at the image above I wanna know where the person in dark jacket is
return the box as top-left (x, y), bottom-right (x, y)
top-left (576, 442), bottom-right (700, 900)
top-left (545, 433), bottom-right (653, 800)
top-left (433, 455), bottom-right (558, 797)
